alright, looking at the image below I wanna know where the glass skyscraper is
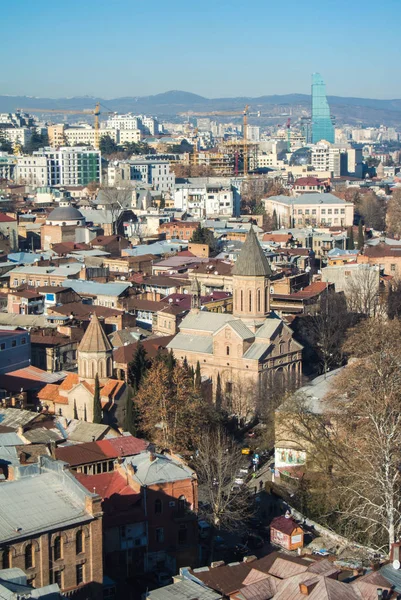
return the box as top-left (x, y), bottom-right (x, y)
top-left (311, 73), bottom-right (334, 144)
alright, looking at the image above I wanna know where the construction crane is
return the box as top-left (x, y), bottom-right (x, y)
top-left (182, 106), bottom-right (250, 175)
top-left (286, 118), bottom-right (291, 152)
top-left (18, 103), bottom-right (105, 149)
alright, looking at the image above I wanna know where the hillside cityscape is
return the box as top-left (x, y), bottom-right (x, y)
top-left (2, 10), bottom-right (401, 599)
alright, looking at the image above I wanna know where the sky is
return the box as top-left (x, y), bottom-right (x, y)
top-left (2, 0), bottom-right (401, 100)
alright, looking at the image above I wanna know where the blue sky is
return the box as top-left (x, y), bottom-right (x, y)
top-left (2, 0), bottom-right (401, 99)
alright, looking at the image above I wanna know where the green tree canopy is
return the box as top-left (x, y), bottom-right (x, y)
top-left (93, 374), bottom-right (102, 424)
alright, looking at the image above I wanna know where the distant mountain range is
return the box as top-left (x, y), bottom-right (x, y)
top-left (2, 90), bottom-right (401, 126)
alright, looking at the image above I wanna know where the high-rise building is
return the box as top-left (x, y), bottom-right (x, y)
top-left (311, 73), bottom-right (334, 144)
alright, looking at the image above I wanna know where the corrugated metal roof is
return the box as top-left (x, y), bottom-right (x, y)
top-left (243, 342), bottom-right (271, 360)
top-left (64, 279), bottom-right (130, 297)
top-left (127, 451), bottom-right (194, 486)
top-left (179, 311), bottom-right (233, 333)
top-left (223, 320), bottom-right (253, 340)
top-left (255, 319), bottom-right (282, 340)
top-left (0, 471), bottom-right (92, 543)
top-left (0, 408), bottom-right (39, 428)
top-left (147, 579), bottom-right (222, 600)
top-left (167, 333), bottom-right (213, 354)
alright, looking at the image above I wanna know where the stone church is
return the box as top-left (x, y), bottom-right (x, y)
top-left (38, 313), bottom-right (126, 423)
top-left (168, 227), bottom-right (302, 416)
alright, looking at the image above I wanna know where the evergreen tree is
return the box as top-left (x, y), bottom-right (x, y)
top-left (73, 399), bottom-right (78, 420)
top-left (182, 356), bottom-right (189, 372)
top-left (127, 342), bottom-right (148, 389)
top-left (84, 404), bottom-right (87, 422)
top-left (195, 361), bottom-right (202, 391)
top-left (358, 220), bottom-right (364, 249)
top-left (272, 209), bottom-right (278, 230)
top-left (166, 349), bottom-right (176, 373)
top-left (347, 227), bottom-right (355, 250)
top-left (124, 386), bottom-right (137, 435)
top-left (93, 374), bottom-right (102, 424)
top-left (215, 373), bottom-right (223, 409)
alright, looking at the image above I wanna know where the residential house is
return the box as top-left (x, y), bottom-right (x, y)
top-left (159, 221), bottom-right (200, 241)
top-left (263, 193), bottom-right (354, 228)
top-left (0, 329), bottom-right (31, 374)
top-left (61, 280), bottom-right (131, 309)
top-left (7, 290), bottom-right (44, 315)
top-left (357, 241), bottom-right (401, 276)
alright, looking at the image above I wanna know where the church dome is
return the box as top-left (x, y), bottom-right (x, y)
top-left (47, 205), bottom-right (84, 222)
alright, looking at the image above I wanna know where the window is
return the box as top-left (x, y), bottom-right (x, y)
top-left (155, 499), bottom-right (162, 514)
top-left (76, 531), bottom-right (84, 555)
top-left (178, 525), bottom-right (187, 544)
top-left (54, 536), bottom-right (62, 561)
top-left (0, 343), bottom-right (5, 351)
top-left (178, 495), bottom-right (187, 511)
top-left (76, 564), bottom-right (84, 586)
top-left (54, 571), bottom-right (62, 588)
top-left (248, 290), bottom-right (252, 312)
top-left (305, 209), bottom-right (310, 215)
top-left (21, 338), bottom-right (26, 345)
top-left (341, 209), bottom-right (345, 214)
top-left (11, 340), bottom-right (16, 348)
top-left (312, 209), bottom-right (316, 215)
top-left (25, 544), bottom-right (33, 569)
top-left (2, 548), bottom-right (10, 569)
top-left (334, 209), bottom-right (339, 214)
top-left (156, 527), bottom-right (164, 543)
top-left (240, 290), bottom-right (243, 311)
top-left (328, 209), bottom-right (332, 215)
top-left (321, 209), bottom-right (326, 215)
top-left (257, 289), bottom-right (261, 312)
top-left (226, 345), bottom-right (230, 356)
top-left (344, 271), bottom-right (351, 277)
top-left (225, 382), bottom-right (233, 394)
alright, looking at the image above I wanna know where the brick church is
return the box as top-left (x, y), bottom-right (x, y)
top-left (168, 227), bottom-right (302, 416)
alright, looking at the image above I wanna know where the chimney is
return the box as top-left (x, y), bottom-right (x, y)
top-left (377, 590), bottom-right (383, 599)
top-left (149, 452), bottom-right (156, 462)
top-left (299, 578), bottom-right (319, 596)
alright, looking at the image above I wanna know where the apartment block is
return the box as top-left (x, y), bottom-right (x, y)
top-left (264, 193), bottom-right (354, 228)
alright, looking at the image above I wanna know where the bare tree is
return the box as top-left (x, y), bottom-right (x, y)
top-left (345, 266), bottom-right (382, 316)
top-left (194, 427), bottom-right (251, 530)
top-left (386, 189), bottom-right (401, 238)
top-left (98, 185), bottom-right (133, 234)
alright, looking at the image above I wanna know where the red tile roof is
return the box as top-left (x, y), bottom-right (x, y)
top-left (98, 436), bottom-right (148, 457)
top-left (113, 335), bottom-right (175, 364)
top-left (294, 177), bottom-right (322, 186)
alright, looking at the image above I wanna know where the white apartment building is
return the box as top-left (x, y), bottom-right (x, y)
top-left (1, 127), bottom-right (32, 148)
top-left (106, 114), bottom-right (159, 135)
top-left (118, 129), bottom-right (142, 144)
top-left (129, 159), bottom-right (174, 191)
top-left (247, 125), bottom-right (260, 142)
top-left (263, 193), bottom-right (354, 228)
top-left (311, 141), bottom-right (344, 177)
top-left (64, 126), bottom-right (118, 146)
top-left (174, 183), bottom-right (234, 217)
top-left (16, 148), bottom-right (101, 186)
top-left (15, 155), bottom-right (51, 186)
top-left (0, 153), bottom-right (17, 180)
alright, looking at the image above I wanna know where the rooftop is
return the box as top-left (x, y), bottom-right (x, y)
top-left (267, 193), bottom-right (351, 206)
top-left (232, 227), bottom-right (272, 277)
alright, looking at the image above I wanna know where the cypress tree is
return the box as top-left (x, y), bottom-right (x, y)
top-left (195, 361), bottom-right (202, 391)
top-left (73, 399), bottom-right (78, 420)
top-left (182, 356), bottom-right (189, 372)
top-left (215, 373), bottom-right (223, 409)
top-left (347, 227), bottom-right (355, 250)
top-left (84, 404), bottom-right (87, 422)
top-left (124, 386), bottom-right (136, 435)
top-left (272, 209), bottom-right (278, 230)
top-left (127, 342), bottom-right (148, 389)
top-left (358, 220), bottom-right (364, 250)
top-left (166, 349), bottom-right (176, 373)
top-left (93, 374), bottom-right (102, 424)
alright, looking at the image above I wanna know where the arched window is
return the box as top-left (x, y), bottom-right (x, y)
top-left (234, 289), bottom-right (238, 311)
top-left (2, 547), bottom-right (10, 569)
top-left (76, 530), bottom-right (84, 555)
top-left (248, 290), bottom-right (252, 312)
top-left (265, 286), bottom-right (269, 312)
top-left (155, 499), bottom-right (162, 514)
top-left (226, 346), bottom-right (230, 356)
top-left (257, 289), bottom-right (261, 312)
top-left (54, 536), bottom-right (62, 561)
top-left (240, 290), bottom-right (243, 312)
top-left (25, 544), bottom-right (33, 569)
top-left (178, 495), bottom-right (187, 511)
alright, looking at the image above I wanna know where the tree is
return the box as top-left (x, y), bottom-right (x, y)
top-left (93, 374), bottom-right (102, 424)
top-left (357, 220), bottom-right (364, 249)
top-left (358, 191), bottom-right (386, 231)
top-left (73, 399), bottom-right (78, 420)
top-left (190, 224), bottom-right (216, 252)
top-left (334, 319), bottom-right (401, 550)
top-left (345, 266), bottom-right (382, 316)
top-left (299, 290), bottom-right (356, 375)
top-left (194, 361), bottom-right (202, 392)
top-left (165, 349), bottom-right (176, 374)
top-left (98, 185), bottom-right (133, 234)
top-left (124, 386), bottom-right (137, 435)
top-left (347, 227), bottom-right (355, 250)
top-left (386, 189), bottom-right (401, 238)
top-left (127, 342), bottom-right (148, 389)
top-left (99, 135), bottom-right (119, 155)
top-left (272, 209), bottom-right (278, 231)
top-left (0, 132), bottom-right (13, 154)
top-left (136, 361), bottom-right (209, 451)
top-left (387, 279), bottom-right (401, 320)
top-left (23, 131), bottom-right (49, 154)
top-left (215, 373), bottom-right (223, 409)
top-left (194, 427), bottom-right (251, 530)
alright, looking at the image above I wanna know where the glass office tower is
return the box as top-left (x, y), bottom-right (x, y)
top-left (311, 73), bottom-right (335, 144)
